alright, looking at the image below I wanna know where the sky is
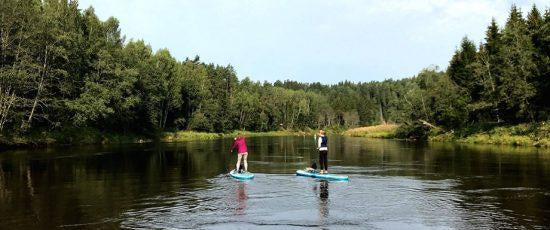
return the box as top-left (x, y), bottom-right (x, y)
top-left (77, 0), bottom-right (549, 84)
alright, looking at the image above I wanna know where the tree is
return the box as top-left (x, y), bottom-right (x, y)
top-left (178, 59), bottom-right (210, 130)
top-left (527, 5), bottom-right (550, 118)
top-left (67, 15), bottom-right (129, 129)
top-left (404, 68), bottom-right (468, 129)
top-left (205, 64), bottom-right (238, 132)
top-left (448, 37), bottom-right (479, 99)
top-left (469, 19), bottom-right (503, 122)
top-left (144, 49), bottom-right (182, 130)
top-left (1, 0), bottom-right (548, 142)
top-left (496, 5), bottom-right (537, 121)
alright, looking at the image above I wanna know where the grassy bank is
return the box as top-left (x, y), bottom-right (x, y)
top-left (430, 123), bottom-right (550, 147)
top-left (5, 123), bottom-right (549, 148)
top-left (161, 129), bottom-right (311, 142)
top-left (0, 127), bottom-right (150, 147)
top-left (343, 124), bottom-right (399, 138)
top-left (345, 123), bottom-right (550, 148)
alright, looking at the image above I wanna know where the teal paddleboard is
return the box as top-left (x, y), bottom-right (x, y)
top-left (296, 170), bottom-right (349, 181)
top-left (230, 170), bottom-right (254, 180)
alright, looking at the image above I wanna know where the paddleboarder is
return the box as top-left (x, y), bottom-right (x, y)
top-left (317, 130), bottom-right (328, 174)
top-left (230, 133), bottom-right (249, 173)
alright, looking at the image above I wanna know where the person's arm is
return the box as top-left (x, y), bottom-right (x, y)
top-left (317, 137), bottom-right (322, 149)
top-left (230, 141), bottom-right (237, 152)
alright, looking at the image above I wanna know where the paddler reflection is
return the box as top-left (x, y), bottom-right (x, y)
top-left (318, 180), bottom-right (329, 218)
top-left (235, 182), bottom-right (248, 215)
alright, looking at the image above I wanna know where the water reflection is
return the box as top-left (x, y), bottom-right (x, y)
top-left (0, 137), bottom-right (549, 229)
top-left (235, 182), bottom-right (248, 215)
top-left (318, 180), bottom-right (329, 219)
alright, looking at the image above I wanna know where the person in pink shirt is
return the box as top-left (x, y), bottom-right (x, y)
top-left (230, 133), bottom-right (249, 173)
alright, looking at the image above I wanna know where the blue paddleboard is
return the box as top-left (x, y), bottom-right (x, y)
top-left (296, 170), bottom-right (349, 181)
top-left (230, 170), bottom-right (254, 180)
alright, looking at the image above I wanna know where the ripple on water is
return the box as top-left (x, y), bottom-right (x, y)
top-left (2, 136), bottom-right (550, 229)
top-left (119, 167), bottom-right (502, 229)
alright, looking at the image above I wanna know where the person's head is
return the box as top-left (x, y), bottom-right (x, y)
top-left (236, 132), bottom-right (244, 139)
top-left (319, 130), bottom-right (325, 136)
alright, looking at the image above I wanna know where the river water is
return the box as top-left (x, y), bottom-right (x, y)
top-left (0, 136), bottom-right (549, 229)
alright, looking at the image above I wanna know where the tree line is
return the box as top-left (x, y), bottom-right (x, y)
top-left (0, 1), bottom-right (549, 138)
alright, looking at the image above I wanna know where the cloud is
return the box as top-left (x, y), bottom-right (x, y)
top-left (366, 0), bottom-right (449, 14)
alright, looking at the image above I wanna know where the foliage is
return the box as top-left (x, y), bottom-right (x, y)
top-left (0, 2), bottom-right (549, 146)
top-left (395, 121), bottom-right (432, 140)
top-left (430, 123), bottom-right (550, 147)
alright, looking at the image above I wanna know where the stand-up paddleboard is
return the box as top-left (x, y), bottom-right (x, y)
top-left (230, 170), bottom-right (254, 180)
top-left (296, 170), bottom-right (348, 181)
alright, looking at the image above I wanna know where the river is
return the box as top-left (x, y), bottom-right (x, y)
top-left (0, 136), bottom-right (549, 229)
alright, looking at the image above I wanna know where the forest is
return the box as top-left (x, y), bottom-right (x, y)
top-left (0, 0), bottom-right (549, 143)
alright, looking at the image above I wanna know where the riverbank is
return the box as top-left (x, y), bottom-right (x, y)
top-left (430, 123), bottom-right (550, 147)
top-left (344, 123), bottom-right (550, 148)
top-left (343, 124), bottom-right (399, 138)
top-left (0, 128), bottom-right (313, 148)
top-left (0, 128), bottom-right (149, 148)
top-left (6, 123), bottom-right (549, 149)
top-left (161, 130), bottom-right (311, 142)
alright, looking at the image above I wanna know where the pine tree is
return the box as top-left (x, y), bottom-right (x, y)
top-left (497, 5), bottom-right (537, 121)
top-left (530, 8), bottom-right (550, 117)
top-left (447, 37), bottom-right (478, 99)
top-left (525, 5), bottom-right (547, 116)
top-left (527, 5), bottom-right (543, 45)
top-left (485, 18), bottom-right (502, 58)
top-left (469, 18), bottom-right (503, 122)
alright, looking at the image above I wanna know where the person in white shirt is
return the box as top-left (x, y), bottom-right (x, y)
top-left (317, 130), bottom-right (328, 174)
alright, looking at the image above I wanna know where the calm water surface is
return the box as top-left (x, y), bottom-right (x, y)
top-left (1, 136), bottom-right (550, 229)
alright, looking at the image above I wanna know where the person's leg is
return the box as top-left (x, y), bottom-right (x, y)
top-left (243, 153), bottom-right (248, 171)
top-left (319, 151), bottom-right (325, 173)
top-left (323, 151), bottom-right (328, 172)
top-left (236, 154), bottom-right (242, 172)
top-left (319, 151), bottom-right (323, 172)
top-left (320, 150), bottom-right (328, 172)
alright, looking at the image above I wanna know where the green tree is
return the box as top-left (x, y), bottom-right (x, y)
top-left (404, 68), bottom-right (468, 129)
top-left (469, 19), bottom-right (503, 122)
top-left (497, 5), bottom-right (537, 121)
top-left (448, 37), bottom-right (479, 99)
top-left (178, 59), bottom-right (210, 130)
top-left (527, 5), bottom-right (550, 118)
top-left (145, 49), bottom-right (182, 129)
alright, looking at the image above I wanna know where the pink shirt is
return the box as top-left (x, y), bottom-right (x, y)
top-left (231, 137), bottom-right (248, 153)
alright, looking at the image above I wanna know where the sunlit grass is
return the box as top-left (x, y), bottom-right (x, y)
top-left (161, 131), bottom-right (221, 142)
top-left (161, 129), bottom-right (311, 142)
top-left (343, 124), bottom-right (399, 138)
top-left (223, 130), bottom-right (307, 137)
top-left (430, 123), bottom-right (550, 147)
top-left (0, 128), bottom-right (317, 146)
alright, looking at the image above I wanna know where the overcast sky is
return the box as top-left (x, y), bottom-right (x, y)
top-left (78, 0), bottom-right (548, 83)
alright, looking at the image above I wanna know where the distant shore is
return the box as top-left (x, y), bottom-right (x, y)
top-left (161, 130), bottom-right (311, 143)
top-left (4, 123), bottom-right (550, 149)
top-left (344, 123), bottom-right (550, 148)
top-left (0, 129), bottom-right (312, 149)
